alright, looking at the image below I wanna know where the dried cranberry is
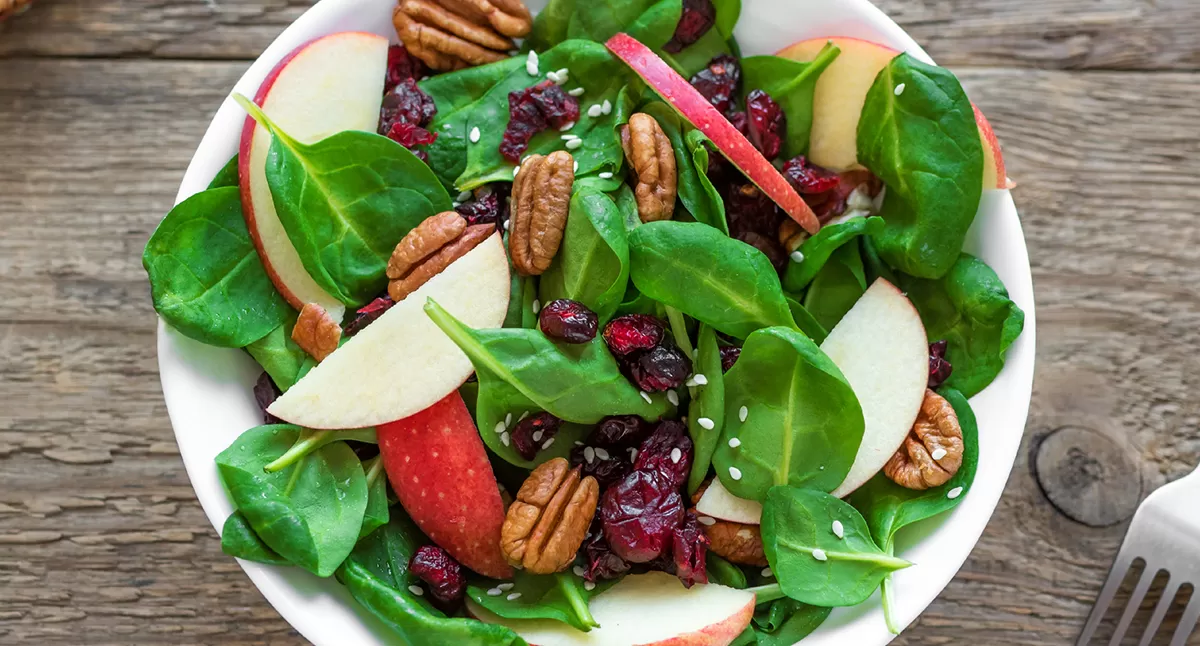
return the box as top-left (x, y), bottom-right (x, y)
top-left (782, 155), bottom-right (841, 195)
top-left (254, 372), bottom-right (283, 424)
top-left (384, 45), bottom-right (426, 93)
top-left (689, 55), bottom-right (741, 114)
top-left (591, 415), bottom-right (650, 449)
top-left (511, 412), bottom-right (562, 461)
top-left (746, 89), bottom-right (785, 161)
top-left (629, 345), bottom-right (692, 392)
top-left (737, 231), bottom-right (787, 269)
top-left (528, 81), bottom-right (579, 129)
top-left (345, 294), bottom-right (395, 337)
top-left (539, 299), bottom-right (599, 343)
top-left (455, 188), bottom-right (508, 228)
top-left (570, 443), bottom-right (633, 488)
top-left (386, 122), bottom-right (438, 161)
top-left (929, 340), bottom-right (953, 389)
top-left (719, 345), bottom-right (741, 372)
top-left (727, 183), bottom-right (783, 241)
top-left (727, 110), bottom-right (750, 138)
top-left (379, 78), bottom-right (437, 135)
top-left (500, 80), bottom-right (580, 163)
top-left (671, 511), bottom-right (710, 588)
top-left (633, 420), bottom-right (693, 489)
top-left (603, 314), bottom-right (666, 356)
top-left (409, 545), bottom-right (465, 605)
top-left (582, 520), bottom-right (631, 581)
top-left (600, 469), bottom-right (684, 563)
top-left (663, 0), bottom-right (717, 53)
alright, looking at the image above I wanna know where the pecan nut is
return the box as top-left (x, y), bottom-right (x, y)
top-left (388, 214), bottom-right (494, 301)
top-left (292, 303), bottom-right (342, 362)
top-left (394, 0), bottom-right (529, 71)
top-left (620, 113), bottom-right (677, 223)
top-left (501, 458), bottom-right (599, 574)
top-left (690, 484), bottom-right (767, 567)
top-left (510, 151), bottom-right (574, 276)
top-left (884, 389), bottom-right (965, 490)
top-left (778, 219), bottom-right (810, 253)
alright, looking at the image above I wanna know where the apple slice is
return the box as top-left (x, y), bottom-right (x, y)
top-left (821, 279), bottom-right (929, 498)
top-left (696, 478), bottom-right (762, 525)
top-left (239, 31), bottom-right (390, 320)
top-left (379, 392), bottom-right (512, 579)
top-left (974, 104), bottom-right (1012, 189)
top-left (605, 33), bottom-right (820, 235)
top-left (469, 571), bottom-right (755, 645)
top-left (267, 234), bottom-right (510, 429)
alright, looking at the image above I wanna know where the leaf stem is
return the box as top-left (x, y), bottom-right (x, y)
top-left (264, 430), bottom-right (330, 473)
top-left (746, 582), bottom-right (787, 605)
top-left (364, 455), bottom-right (385, 488)
top-left (881, 574), bottom-right (901, 634)
top-left (558, 573), bottom-right (600, 630)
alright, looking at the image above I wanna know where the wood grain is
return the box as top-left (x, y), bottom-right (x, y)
top-left (1, 2), bottom-right (1199, 643)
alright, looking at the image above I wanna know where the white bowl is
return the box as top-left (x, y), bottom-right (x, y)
top-left (157, 0), bottom-right (1036, 643)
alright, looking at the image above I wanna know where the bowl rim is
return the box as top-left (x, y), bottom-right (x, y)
top-left (157, 1), bottom-right (1036, 644)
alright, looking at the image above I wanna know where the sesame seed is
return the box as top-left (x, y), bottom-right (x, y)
top-left (739, 406), bottom-right (748, 422)
top-left (487, 587), bottom-right (503, 596)
top-left (452, 201), bottom-right (461, 208)
top-left (693, 374), bottom-right (708, 385)
top-left (698, 516), bottom-right (716, 526)
top-left (667, 390), bottom-right (679, 406)
top-left (568, 87), bottom-right (585, 97)
top-left (559, 121), bottom-right (576, 132)
top-left (545, 71), bottom-right (562, 84)
top-left (931, 448), bottom-right (947, 461)
top-left (494, 421), bottom-right (507, 434)
top-left (583, 580), bottom-right (596, 591)
top-left (500, 431), bottom-right (510, 446)
top-left (832, 520), bottom-right (844, 539)
top-left (574, 441), bottom-right (584, 446)
top-left (565, 138), bottom-right (583, 150)
top-left (532, 299), bottom-right (541, 313)
top-left (469, 127), bottom-right (481, 143)
top-left (503, 219), bottom-right (511, 231)
top-left (728, 437), bottom-right (741, 448)
top-left (761, 567), bottom-right (773, 578)
top-left (819, 465), bottom-right (825, 470)
top-left (601, 99), bottom-right (612, 114)
top-left (790, 250), bottom-right (805, 263)
top-left (670, 448), bottom-right (682, 464)
top-left (497, 583), bottom-right (515, 591)
top-left (894, 82), bottom-right (906, 96)
top-left (542, 438), bottom-right (555, 450)
top-left (698, 417), bottom-right (715, 430)
top-left (443, 123), bottom-right (453, 130)
top-left (812, 549), bottom-right (828, 561)
top-left (513, 165), bottom-right (521, 177)
top-left (526, 51), bottom-right (539, 76)
top-left (598, 171), bottom-right (614, 180)
top-left (573, 565), bottom-right (586, 577)
top-left (532, 430), bottom-right (543, 443)
top-left (408, 585), bottom-right (425, 596)
top-left (947, 486), bottom-right (964, 499)
top-left (729, 466), bottom-right (742, 480)
top-left (519, 411), bottom-right (529, 422)
top-left (594, 448), bottom-right (610, 461)
top-left (561, 133), bottom-right (580, 141)
top-left (574, 161), bottom-right (579, 172)
top-left (628, 447), bottom-right (638, 461)
top-left (457, 190), bottom-right (472, 201)
top-left (584, 447), bottom-right (596, 464)
top-left (587, 104), bottom-right (603, 118)
top-left (507, 592), bottom-right (523, 601)
top-left (555, 68), bottom-right (569, 78)
top-left (505, 413), bottom-right (512, 427)
top-left (640, 390), bottom-right (653, 404)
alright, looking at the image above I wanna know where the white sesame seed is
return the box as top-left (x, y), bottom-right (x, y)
top-left (568, 87), bottom-right (585, 97)
top-left (494, 421), bottom-right (507, 434)
top-left (561, 133), bottom-right (579, 141)
top-left (526, 51), bottom-right (539, 76)
top-left (728, 437), bottom-right (741, 448)
top-left (931, 448), bottom-right (948, 461)
top-left (761, 567), bottom-right (773, 578)
top-left (685, 377), bottom-right (696, 387)
top-left (505, 413), bottom-right (512, 427)
top-left (565, 138), bottom-right (583, 150)
top-left (667, 390), bottom-right (679, 406)
top-left (640, 390), bottom-right (653, 404)
top-left (832, 520), bottom-right (845, 539)
top-left (409, 585), bottom-right (425, 596)
top-left (503, 219), bottom-right (511, 231)
top-left (574, 441), bottom-right (584, 446)
top-left (812, 549), bottom-right (828, 561)
top-left (583, 580), bottom-right (596, 591)
top-left (947, 486), bottom-right (964, 499)
top-left (697, 417), bottom-right (714, 430)
top-left (545, 71), bottom-right (562, 84)
top-left (542, 438), bottom-right (555, 450)
top-left (532, 430), bottom-right (544, 442)
top-left (559, 121), bottom-right (576, 132)
top-left (443, 123), bottom-right (453, 130)
top-left (729, 466), bottom-right (742, 480)
top-left (469, 126), bottom-right (481, 143)
top-left (598, 171), bottom-right (614, 179)
top-left (587, 104), bottom-right (603, 118)
top-left (573, 565), bottom-right (586, 577)
top-left (507, 592), bottom-right (523, 601)
top-left (628, 447), bottom-right (638, 461)
top-left (457, 190), bottom-right (472, 202)
top-left (601, 99), bottom-right (612, 114)
top-left (519, 411), bottom-right (529, 422)
top-left (487, 587), bottom-right (503, 596)
top-left (692, 374), bottom-right (708, 385)
top-left (532, 299), bottom-right (541, 313)
top-left (698, 515), bottom-right (716, 526)
top-left (670, 448), bottom-right (682, 464)
top-left (513, 165), bottom-right (521, 177)
top-left (555, 68), bottom-right (569, 79)
top-left (594, 448), bottom-right (610, 461)
top-left (739, 406), bottom-right (748, 422)
top-left (819, 465), bottom-right (825, 470)
top-left (573, 161), bottom-right (579, 172)
top-left (894, 82), bottom-right (906, 96)
top-left (790, 250), bottom-right (805, 263)
top-left (584, 447), bottom-right (596, 464)
top-left (452, 201), bottom-right (462, 208)
top-left (497, 583), bottom-right (515, 591)
top-left (500, 431), bottom-right (510, 446)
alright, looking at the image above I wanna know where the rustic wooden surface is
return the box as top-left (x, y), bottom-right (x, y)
top-left (1, 0), bottom-right (1198, 644)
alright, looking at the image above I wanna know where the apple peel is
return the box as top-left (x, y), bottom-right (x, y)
top-left (605, 33), bottom-right (821, 235)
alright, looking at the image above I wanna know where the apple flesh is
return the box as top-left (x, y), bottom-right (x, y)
top-left (267, 234), bottom-right (510, 429)
top-left (239, 31), bottom-right (390, 320)
top-left (605, 33), bottom-right (820, 235)
top-left (974, 104), bottom-right (1012, 189)
top-left (469, 571), bottom-right (755, 645)
top-left (821, 279), bottom-right (929, 498)
top-left (379, 392), bottom-right (512, 579)
top-left (695, 478), bottom-right (762, 525)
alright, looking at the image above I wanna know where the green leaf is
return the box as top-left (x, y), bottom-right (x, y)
top-left (467, 571), bottom-right (608, 632)
top-left (783, 216), bottom-right (884, 292)
top-left (897, 254), bottom-right (1024, 397)
top-left (687, 324), bottom-right (726, 494)
top-left (244, 313), bottom-right (308, 391)
top-left (220, 511), bottom-right (290, 566)
top-left (629, 221), bottom-right (796, 339)
top-left (752, 599), bottom-right (832, 645)
top-left (566, 0), bottom-right (680, 50)
top-left (802, 242), bottom-right (867, 331)
top-left (143, 187), bottom-right (292, 347)
top-left (236, 95), bottom-right (452, 307)
top-left (857, 53), bottom-right (984, 278)
top-left (539, 187), bottom-right (631, 323)
top-left (640, 102), bottom-right (727, 233)
top-left (360, 457), bottom-right (390, 539)
top-left (741, 43), bottom-right (840, 159)
top-left (215, 425), bottom-right (368, 577)
top-left (714, 327), bottom-right (863, 501)
top-left (706, 553), bottom-right (748, 589)
top-left (209, 155), bottom-right (240, 189)
top-left (760, 486), bottom-right (910, 607)
top-left (784, 296), bottom-right (828, 344)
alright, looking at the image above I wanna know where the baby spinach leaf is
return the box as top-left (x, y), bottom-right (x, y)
top-left (566, 0), bottom-right (680, 50)
top-left (857, 53), bottom-right (983, 278)
top-left (713, 0), bottom-right (740, 40)
top-left (244, 314), bottom-right (308, 391)
top-left (783, 216), bottom-right (883, 292)
top-left (520, 275), bottom-right (540, 330)
top-left (802, 242), bottom-right (867, 331)
top-left (897, 254), bottom-right (1025, 397)
top-left (752, 599), bottom-right (832, 645)
top-left (616, 283), bottom-right (658, 316)
top-left (640, 101), bottom-right (727, 233)
top-left (760, 486), bottom-right (910, 607)
top-left (527, 0), bottom-right (576, 51)
top-left (860, 235), bottom-right (897, 286)
top-left (220, 511), bottom-right (290, 566)
top-left (784, 296), bottom-right (827, 344)
top-left (714, 327), bottom-right (863, 501)
top-left (731, 627), bottom-right (757, 646)
top-left (209, 155), bottom-right (240, 189)
top-left (707, 553), bottom-right (748, 589)
top-left (262, 427), bottom-right (378, 473)
top-left (236, 95), bottom-right (452, 307)
top-left (687, 324), bottom-right (726, 495)
top-left (539, 187), bottom-right (631, 323)
top-left (741, 42), bottom-right (840, 159)
top-left (216, 425), bottom-right (368, 577)
top-left (360, 456), bottom-right (389, 539)
top-left (143, 186), bottom-right (292, 347)
top-left (467, 571), bottom-right (604, 632)
top-left (628, 221), bottom-right (796, 339)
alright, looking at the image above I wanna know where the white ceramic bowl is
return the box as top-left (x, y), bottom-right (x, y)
top-left (157, 0), bottom-right (1036, 643)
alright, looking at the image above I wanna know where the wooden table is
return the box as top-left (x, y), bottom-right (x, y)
top-left (2, 1), bottom-right (1199, 643)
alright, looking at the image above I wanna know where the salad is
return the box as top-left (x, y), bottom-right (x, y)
top-left (143, 0), bottom-right (1026, 643)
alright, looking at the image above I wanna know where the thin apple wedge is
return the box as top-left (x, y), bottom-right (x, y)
top-left (696, 478), bottom-right (762, 525)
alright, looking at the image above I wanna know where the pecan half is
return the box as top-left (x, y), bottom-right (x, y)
top-left (778, 219), bottom-right (810, 253)
top-left (292, 303), bottom-right (342, 362)
top-left (439, 0), bottom-right (532, 38)
top-left (884, 389), bottom-right (965, 490)
top-left (620, 113), bottom-right (677, 223)
top-left (501, 458), bottom-right (599, 574)
top-left (394, 0), bottom-right (527, 71)
top-left (510, 151), bottom-right (573, 276)
top-left (690, 484), bottom-right (767, 567)
top-left (388, 214), bottom-right (494, 301)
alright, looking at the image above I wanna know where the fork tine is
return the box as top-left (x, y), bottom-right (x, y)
top-left (1136, 580), bottom-right (1179, 646)
top-left (1078, 550), bottom-right (1137, 645)
top-left (1107, 565), bottom-right (1157, 646)
top-left (1168, 594), bottom-right (1200, 646)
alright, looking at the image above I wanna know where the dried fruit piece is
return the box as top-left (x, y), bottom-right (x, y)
top-left (746, 89), bottom-right (785, 161)
top-left (539, 299), bottom-right (599, 343)
top-left (455, 186), bottom-right (509, 228)
top-left (253, 372), bottom-right (283, 424)
top-left (591, 415), bottom-right (650, 448)
top-left (633, 420), bottom-right (693, 489)
top-left (600, 468), bottom-right (684, 564)
top-left (570, 443), bottom-right (634, 488)
top-left (629, 345), bottom-right (692, 393)
top-left (344, 294), bottom-right (395, 337)
top-left (385, 45), bottom-right (427, 93)
top-left (883, 389), bottom-right (965, 490)
top-left (511, 412), bottom-right (562, 461)
top-left (689, 54), bottom-right (741, 114)
top-left (380, 78), bottom-right (438, 136)
top-left (386, 122), bottom-right (439, 160)
top-left (671, 511), bottom-right (710, 588)
top-left (737, 231), bottom-right (787, 270)
top-left (501, 458), bottom-right (600, 574)
top-left (727, 182), bottom-right (784, 245)
top-left (718, 345), bottom-right (740, 373)
top-left (928, 340), bottom-right (953, 389)
top-left (663, 0), bottom-right (717, 53)
top-left (409, 545), bottom-right (467, 605)
top-left (500, 81), bottom-right (580, 162)
top-left (292, 303), bottom-right (342, 362)
top-left (603, 314), bottom-right (666, 356)
top-left (509, 151), bottom-right (574, 275)
top-left (781, 155), bottom-right (841, 195)
top-left (581, 519), bottom-right (631, 581)
top-left (619, 113), bottom-right (678, 223)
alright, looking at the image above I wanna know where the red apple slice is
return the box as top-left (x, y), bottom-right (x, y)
top-left (974, 104), bottom-right (1012, 189)
top-left (379, 392), bottom-right (512, 580)
top-left (696, 477), bottom-right (762, 525)
top-left (239, 31), bottom-right (390, 320)
top-left (605, 33), bottom-right (820, 235)
top-left (469, 571), bottom-right (755, 645)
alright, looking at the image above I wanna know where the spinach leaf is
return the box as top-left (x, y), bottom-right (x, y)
top-left (215, 425), bottom-right (368, 577)
top-left (244, 314), bottom-right (308, 391)
top-left (566, 0), bottom-right (680, 50)
top-left (360, 456), bottom-right (389, 539)
top-left (526, 0), bottom-right (576, 51)
top-left (539, 187), bottom-right (631, 323)
top-left (713, 0), bottom-right (740, 40)
top-left (741, 42), bottom-right (840, 159)
top-left (707, 553), bottom-right (748, 589)
top-left (897, 254), bottom-right (1025, 397)
top-left (640, 101), bottom-right (727, 232)
top-left (209, 155), bottom-right (240, 189)
top-left (687, 324), bottom-right (725, 495)
top-left (858, 53), bottom-right (983, 278)
top-left (783, 216), bottom-right (883, 292)
top-left (713, 327), bottom-right (863, 501)
top-left (616, 283), bottom-right (659, 316)
top-left (467, 571), bottom-right (604, 632)
top-left (860, 235), bottom-right (897, 286)
top-left (143, 187), bottom-right (292, 347)
top-left (760, 486), bottom-right (909, 607)
top-left (236, 95), bottom-right (452, 307)
top-left (628, 221), bottom-right (796, 339)
top-left (261, 427), bottom-right (378, 473)
top-left (784, 296), bottom-right (827, 344)
top-left (220, 511), bottom-right (290, 566)
top-left (731, 627), bottom-right (757, 646)
top-left (802, 242), bottom-right (866, 331)
top-left (752, 599), bottom-right (832, 645)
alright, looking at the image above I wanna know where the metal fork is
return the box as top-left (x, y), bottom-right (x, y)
top-left (1077, 464), bottom-right (1200, 645)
